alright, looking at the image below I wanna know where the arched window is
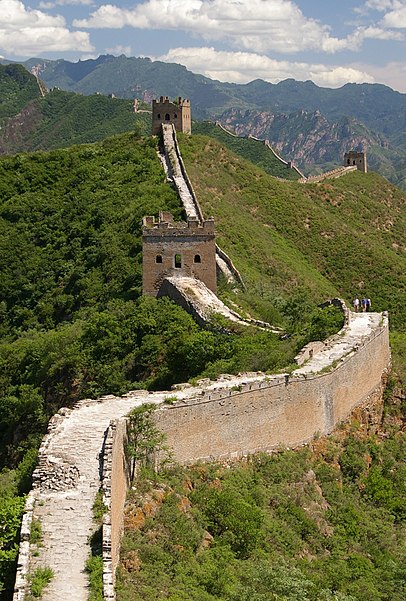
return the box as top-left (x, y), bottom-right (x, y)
top-left (347, 159), bottom-right (350, 165)
top-left (353, 160), bottom-right (356, 165)
top-left (174, 254), bottom-right (182, 268)
top-left (174, 113), bottom-right (178, 118)
top-left (194, 254), bottom-right (201, 263)
top-left (157, 113), bottom-right (161, 120)
top-left (165, 113), bottom-right (170, 121)
top-left (155, 255), bottom-right (163, 264)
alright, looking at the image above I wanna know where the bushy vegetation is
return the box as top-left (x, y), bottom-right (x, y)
top-left (0, 88), bottom-right (151, 155)
top-left (118, 404), bottom-right (405, 601)
top-left (0, 131), bottom-right (331, 598)
top-left (0, 65), bottom-right (40, 122)
top-left (0, 128), bottom-right (404, 599)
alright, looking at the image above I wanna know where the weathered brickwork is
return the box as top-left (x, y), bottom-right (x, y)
top-left (142, 212), bottom-right (217, 295)
top-left (101, 420), bottom-right (129, 600)
top-left (344, 150), bottom-right (368, 173)
top-left (13, 313), bottom-right (390, 601)
top-left (152, 96), bottom-right (191, 135)
top-left (153, 321), bottom-right (390, 463)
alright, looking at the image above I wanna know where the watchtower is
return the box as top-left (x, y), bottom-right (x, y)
top-left (344, 150), bottom-right (367, 173)
top-left (152, 96), bottom-right (191, 135)
top-left (142, 212), bottom-right (216, 295)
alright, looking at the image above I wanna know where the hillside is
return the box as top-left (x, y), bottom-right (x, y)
top-left (0, 64), bottom-right (41, 122)
top-left (218, 108), bottom-right (406, 189)
top-left (178, 133), bottom-right (406, 330)
top-left (193, 121), bottom-right (301, 180)
top-left (0, 130), bottom-right (405, 598)
top-left (3, 56), bottom-right (406, 188)
top-left (0, 88), bottom-right (151, 154)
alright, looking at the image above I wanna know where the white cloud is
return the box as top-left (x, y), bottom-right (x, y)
top-left (0, 0), bottom-right (94, 55)
top-left (382, 3), bottom-right (406, 27)
top-left (360, 0), bottom-right (397, 11)
top-left (39, 0), bottom-right (94, 8)
top-left (355, 59), bottom-right (406, 91)
top-left (154, 47), bottom-right (376, 88)
top-left (74, 0), bottom-right (364, 54)
top-left (105, 44), bottom-right (132, 56)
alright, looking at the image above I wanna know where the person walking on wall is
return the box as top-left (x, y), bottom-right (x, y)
top-left (353, 297), bottom-right (360, 312)
top-left (366, 298), bottom-right (371, 311)
top-left (361, 298), bottom-right (367, 312)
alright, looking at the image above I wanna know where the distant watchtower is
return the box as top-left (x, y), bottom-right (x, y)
top-left (152, 96), bottom-right (191, 135)
top-left (142, 212), bottom-right (216, 296)
top-left (344, 150), bottom-right (367, 173)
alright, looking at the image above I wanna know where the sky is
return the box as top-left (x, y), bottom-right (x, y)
top-left (1, 0), bottom-right (406, 91)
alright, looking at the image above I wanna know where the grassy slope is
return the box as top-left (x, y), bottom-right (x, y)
top-left (193, 121), bottom-right (300, 180)
top-left (178, 133), bottom-right (406, 331)
top-left (0, 129), bottom-right (404, 599)
top-left (0, 89), bottom-right (151, 154)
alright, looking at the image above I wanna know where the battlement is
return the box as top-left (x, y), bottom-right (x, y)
top-left (152, 95), bottom-right (191, 135)
top-left (344, 150), bottom-right (367, 173)
top-left (143, 212), bottom-right (215, 235)
top-left (142, 213), bottom-right (217, 295)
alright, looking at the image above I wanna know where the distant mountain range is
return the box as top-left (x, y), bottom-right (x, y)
top-left (1, 55), bottom-right (406, 189)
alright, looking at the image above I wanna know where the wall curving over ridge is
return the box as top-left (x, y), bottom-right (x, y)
top-left (153, 314), bottom-right (390, 464)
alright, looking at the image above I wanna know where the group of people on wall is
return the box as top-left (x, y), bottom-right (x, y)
top-left (353, 297), bottom-right (371, 312)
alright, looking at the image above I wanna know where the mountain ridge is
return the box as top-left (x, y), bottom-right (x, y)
top-left (1, 55), bottom-right (406, 189)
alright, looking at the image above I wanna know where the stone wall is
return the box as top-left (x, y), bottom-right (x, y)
top-left (101, 420), bottom-right (130, 600)
top-left (153, 320), bottom-right (390, 463)
top-left (142, 213), bottom-right (217, 295)
top-left (152, 96), bottom-right (191, 135)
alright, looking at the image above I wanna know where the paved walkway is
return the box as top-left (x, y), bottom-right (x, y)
top-left (28, 375), bottom-right (269, 600)
top-left (296, 312), bottom-right (382, 375)
top-left (26, 311), bottom-right (382, 600)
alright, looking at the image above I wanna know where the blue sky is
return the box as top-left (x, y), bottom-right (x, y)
top-left (1, 0), bottom-right (406, 91)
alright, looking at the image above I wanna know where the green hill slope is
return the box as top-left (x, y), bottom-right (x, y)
top-left (0, 88), bottom-right (151, 154)
top-left (193, 121), bottom-right (301, 180)
top-left (0, 131), bottom-right (404, 598)
top-left (0, 64), bottom-right (41, 122)
top-left (178, 133), bottom-right (406, 330)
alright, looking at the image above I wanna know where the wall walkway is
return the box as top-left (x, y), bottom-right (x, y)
top-left (160, 123), bottom-right (244, 287)
top-left (13, 311), bottom-right (390, 601)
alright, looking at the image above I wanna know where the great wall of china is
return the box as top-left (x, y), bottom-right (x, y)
top-left (13, 104), bottom-right (387, 601)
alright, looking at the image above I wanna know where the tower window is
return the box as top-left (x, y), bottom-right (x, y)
top-left (157, 113), bottom-right (161, 119)
top-left (155, 255), bottom-right (163, 264)
top-left (165, 113), bottom-right (170, 121)
top-left (174, 254), bottom-right (182, 268)
top-left (194, 254), bottom-right (201, 263)
top-left (174, 113), bottom-right (178, 118)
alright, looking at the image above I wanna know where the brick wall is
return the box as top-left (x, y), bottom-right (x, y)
top-left (142, 214), bottom-right (217, 295)
top-left (153, 321), bottom-right (390, 463)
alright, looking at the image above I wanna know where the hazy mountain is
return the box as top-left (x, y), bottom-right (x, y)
top-left (2, 55), bottom-right (406, 188)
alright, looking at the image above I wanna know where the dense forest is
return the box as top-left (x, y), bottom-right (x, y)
top-left (0, 127), bottom-right (404, 599)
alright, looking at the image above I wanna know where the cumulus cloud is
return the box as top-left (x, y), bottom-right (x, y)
top-left (74, 0), bottom-right (364, 54)
top-left (154, 47), bottom-right (376, 88)
top-left (382, 3), bottom-right (406, 27)
top-left (355, 59), bottom-right (406, 91)
top-left (0, 0), bottom-right (94, 55)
